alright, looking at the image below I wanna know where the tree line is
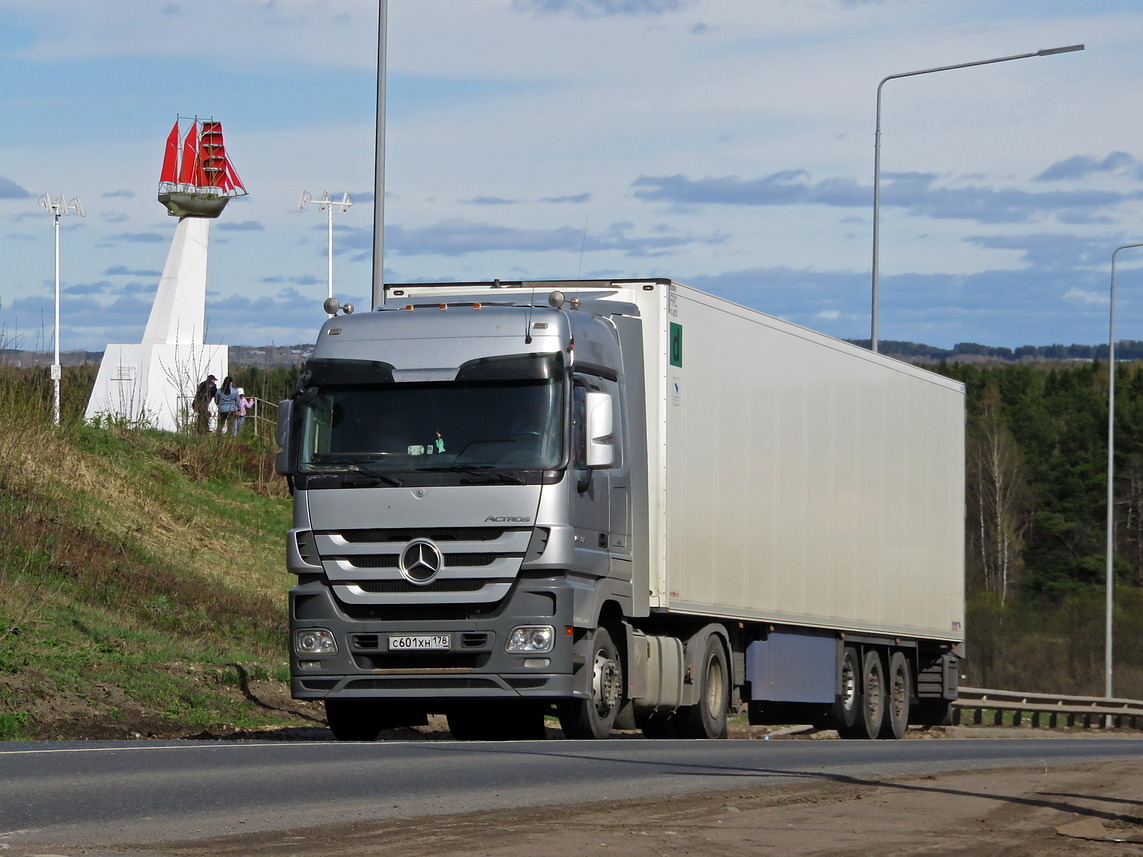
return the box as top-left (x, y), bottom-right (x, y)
top-left (934, 360), bottom-right (1143, 697)
top-left (847, 339), bottom-right (1143, 363)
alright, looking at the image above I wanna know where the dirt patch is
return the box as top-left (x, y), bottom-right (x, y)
top-left (91, 759), bottom-right (1143, 857)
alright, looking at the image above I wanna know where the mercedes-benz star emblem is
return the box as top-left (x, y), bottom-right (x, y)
top-left (400, 539), bottom-right (443, 584)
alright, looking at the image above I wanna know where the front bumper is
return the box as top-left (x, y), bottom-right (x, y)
top-left (290, 573), bottom-right (579, 703)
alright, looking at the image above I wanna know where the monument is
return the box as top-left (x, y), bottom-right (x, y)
top-left (85, 118), bottom-right (246, 431)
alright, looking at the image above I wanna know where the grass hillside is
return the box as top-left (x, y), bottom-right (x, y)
top-left (0, 366), bottom-right (322, 739)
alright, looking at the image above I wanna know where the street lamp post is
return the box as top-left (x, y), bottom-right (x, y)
top-left (38, 194), bottom-right (84, 427)
top-left (870, 44), bottom-right (1084, 353)
top-left (1105, 242), bottom-right (1143, 700)
top-left (373, 0), bottom-right (388, 311)
top-left (299, 191), bottom-right (354, 315)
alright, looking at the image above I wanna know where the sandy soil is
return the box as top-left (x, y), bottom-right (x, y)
top-left (84, 752), bottom-right (1143, 857)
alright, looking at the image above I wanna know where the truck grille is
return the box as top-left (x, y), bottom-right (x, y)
top-left (333, 527), bottom-right (504, 543)
top-left (354, 579), bottom-right (486, 593)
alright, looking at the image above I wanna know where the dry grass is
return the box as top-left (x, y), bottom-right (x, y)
top-left (0, 365), bottom-right (298, 737)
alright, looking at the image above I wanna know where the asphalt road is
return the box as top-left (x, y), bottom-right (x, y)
top-left (2, 736), bottom-right (1141, 849)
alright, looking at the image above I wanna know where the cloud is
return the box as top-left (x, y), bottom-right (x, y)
top-left (511, 0), bottom-right (690, 15)
top-left (64, 280), bottom-right (115, 296)
top-left (460, 196), bottom-right (519, 206)
top-left (1036, 152), bottom-right (1138, 182)
top-left (1064, 288), bottom-right (1106, 305)
top-left (0, 177), bottom-right (30, 199)
top-left (964, 233), bottom-right (1112, 269)
top-left (104, 265), bottom-right (163, 277)
top-left (540, 193), bottom-right (592, 204)
top-left (216, 220), bottom-right (264, 232)
top-left (386, 218), bottom-right (724, 258)
top-left (260, 274), bottom-right (324, 287)
top-left (633, 169), bottom-right (1142, 225)
top-left (101, 189), bottom-right (135, 199)
top-left (107, 232), bottom-right (167, 244)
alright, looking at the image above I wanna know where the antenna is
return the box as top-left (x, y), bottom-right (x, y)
top-left (38, 193), bottom-right (85, 427)
top-left (300, 189), bottom-right (355, 315)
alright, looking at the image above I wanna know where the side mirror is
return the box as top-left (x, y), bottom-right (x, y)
top-left (584, 391), bottom-right (614, 468)
top-left (275, 399), bottom-right (294, 476)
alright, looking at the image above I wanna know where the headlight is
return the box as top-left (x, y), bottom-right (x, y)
top-left (506, 625), bottom-right (555, 654)
top-left (295, 628), bottom-right (338, 656)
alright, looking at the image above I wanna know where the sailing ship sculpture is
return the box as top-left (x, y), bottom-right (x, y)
top-left (85, 117), bottom-right (243, 432)
top-left (158, 118), bottom-right (246, 218)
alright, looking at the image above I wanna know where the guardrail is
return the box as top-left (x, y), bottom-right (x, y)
top-left (953, 687), bottom-right (1143, 730)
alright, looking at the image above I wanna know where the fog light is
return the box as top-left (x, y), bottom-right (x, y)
top-left (523, 658), bottom-right (551, 668)
top-left (295, 628), bottom-right (337, 656)
top-left (297, 660), bottom-right (323, 671)
top-left (506, 625), bottom-right (554, 654)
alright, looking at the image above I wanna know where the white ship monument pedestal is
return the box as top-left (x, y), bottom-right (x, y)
top-left (86, 118), bottom-right (244, 432)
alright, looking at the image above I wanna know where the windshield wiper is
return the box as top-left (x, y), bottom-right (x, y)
top-left (429, 464), bottom-right (525, 485)
top-left (337, 463), bottom-right (404, 486)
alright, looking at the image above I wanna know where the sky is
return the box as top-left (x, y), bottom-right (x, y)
top-left (1, 0), bottom-right (1142, 353)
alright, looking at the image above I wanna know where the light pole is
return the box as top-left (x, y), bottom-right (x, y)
top-left (1105, 242), bottom-right (1143, 699)
top-left (38, 193), bottom-right (84, 427)
top-left (870, 44), bottom-right (1084, 353)
top-left (299, 191), bottom-right (354, 315)
top-left (373, 0), bottom-right (388, 311)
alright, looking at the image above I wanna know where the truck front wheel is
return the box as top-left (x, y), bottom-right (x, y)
top-left (559, 627), bottom-right (623, 739)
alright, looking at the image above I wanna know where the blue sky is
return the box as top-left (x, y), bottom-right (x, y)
top-left (1, 0), bottom-right (1141, 352)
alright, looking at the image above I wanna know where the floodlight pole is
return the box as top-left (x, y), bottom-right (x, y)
top-left (1105, 242), bottom-right (1143, 700)
top-left (300, 191), bottom-right (354, 315)
top-left (39, 194), bottom-right (83, 427)
top-left (871, 44), bottom-right (1084, 353)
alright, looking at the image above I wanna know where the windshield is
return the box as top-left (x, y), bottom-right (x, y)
top-left (297, 353), bottom-right (564, 474)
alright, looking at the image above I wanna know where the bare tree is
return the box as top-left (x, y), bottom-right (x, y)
top-left (967, 386), bottom-right (1031, 605)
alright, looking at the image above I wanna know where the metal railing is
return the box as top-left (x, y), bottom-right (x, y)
top-left (953, 687), bottom-right (1143, 730)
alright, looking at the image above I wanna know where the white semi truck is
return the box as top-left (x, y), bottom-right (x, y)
top-left (276, 278), bottom-right (965, 740)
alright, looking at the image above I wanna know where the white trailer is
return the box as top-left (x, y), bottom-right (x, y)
top-left (278, 278), bottom-right (965, 740)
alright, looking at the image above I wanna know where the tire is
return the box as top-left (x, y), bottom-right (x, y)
top-left (831, 645), bottom-right (862, 736)
top-left (325, 699), bottom-right (383, 741)
top-left (447, 703), bottom-right (547, 741)
top-left (880, 651), bottom-right (911, 739)
top-left (558, 627), bottom-right (623, 739)
top-left (855, 650), bottom-right (886, 740)
top-left (675, 635), bottom-right (730, 739)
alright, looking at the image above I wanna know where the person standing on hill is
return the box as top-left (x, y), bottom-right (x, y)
top-left (232, 388), bottom-right (254, 435)
top-left (192, 374), bottom-right (217, 435)
top-left (215, 376), bottom-right (239, 435)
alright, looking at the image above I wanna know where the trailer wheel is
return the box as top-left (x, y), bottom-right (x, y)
top-left (854, 650), bottom-right (886, 739)
top-left (559, 627), bottom-right (623, 739)
top-left (676, 635), bottom-right (729, 739)
top-left (831, 645), bottom-right (862, 736)
top-left (879, 652), bottom-right (911, 739)
top-left (325, 699), bottom-right (383, 741)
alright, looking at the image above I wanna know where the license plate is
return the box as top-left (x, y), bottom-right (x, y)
top-left (388, 634), bottom-right (451, 651)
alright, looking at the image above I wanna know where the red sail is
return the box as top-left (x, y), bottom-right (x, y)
top-left (177, 122), bottom-right (199, 186)
top-left (159, 121), bottom-right (179, 185)
top-left (199, 120), bottom-right (225, 190)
